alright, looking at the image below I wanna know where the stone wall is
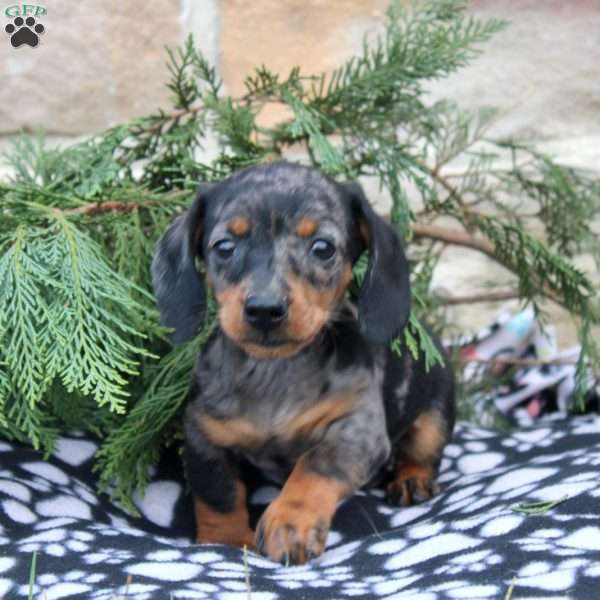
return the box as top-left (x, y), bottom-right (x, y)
top-left (2, 1), bottom-right (599, 143)
top-left (1, 0), bottom-right (598, 343)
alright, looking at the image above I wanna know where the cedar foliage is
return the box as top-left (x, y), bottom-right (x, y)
top-left (0, 0), bottom-right (598, 510)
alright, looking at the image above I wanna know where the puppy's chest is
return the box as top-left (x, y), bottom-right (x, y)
top-left (200, 389), bottom-right (353, 443)
top-left (201, 393), bottom-right (353, 482)
top-left (196, 343), bottom-right (367, 478)
top-left (202, 388), bottom-right (354, 483)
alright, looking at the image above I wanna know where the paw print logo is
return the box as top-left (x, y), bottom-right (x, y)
top-left (5, 16), bottom-right (45, 48)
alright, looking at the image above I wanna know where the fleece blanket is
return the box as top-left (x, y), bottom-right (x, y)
top-left (0, 415), bottom-right (599, 599)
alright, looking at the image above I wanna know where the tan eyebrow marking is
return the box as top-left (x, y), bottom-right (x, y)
top-left (295, 216), bottom-right (319, 238)
top-left (227, 216), bottom-right (251, 236)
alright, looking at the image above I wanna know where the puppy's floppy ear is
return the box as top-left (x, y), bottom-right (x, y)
top-left (345, 182), bottom-right (411, 344)
top-left (151, 185), bottom-right (211, 344)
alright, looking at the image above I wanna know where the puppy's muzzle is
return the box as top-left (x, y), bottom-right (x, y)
top-left (244, 294), bottom-right (288, 333)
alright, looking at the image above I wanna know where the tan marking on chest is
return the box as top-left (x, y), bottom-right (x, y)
top-left (199, 392), bottom-right (355, 449)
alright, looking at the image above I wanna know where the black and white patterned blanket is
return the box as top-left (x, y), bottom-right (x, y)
top-left (1, 415), bottom-right (599, 599)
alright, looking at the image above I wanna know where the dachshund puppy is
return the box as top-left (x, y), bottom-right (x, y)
top-left (151, 161), bottom-right (455, 565)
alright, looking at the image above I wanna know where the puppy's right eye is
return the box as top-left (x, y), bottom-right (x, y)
top-left (212, 239), bottom-right (236, 259)
top-left (311, 239), bottom-right (336, 261)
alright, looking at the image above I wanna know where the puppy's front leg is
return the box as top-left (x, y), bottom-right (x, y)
top-left (184, 417), bottom-right (254, 549)
top-left (255, 453), bottom-right (347, 564)
top-left (256, 421), bottom-right (389, 564)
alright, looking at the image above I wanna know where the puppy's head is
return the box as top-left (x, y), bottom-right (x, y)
top-left (152, 162), bottom-right (410, 357)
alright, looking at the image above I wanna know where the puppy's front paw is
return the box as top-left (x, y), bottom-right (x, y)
top-left (386, 462), bottom-right (440, 506)
top-left (255, 498), bottom-right (329, 565)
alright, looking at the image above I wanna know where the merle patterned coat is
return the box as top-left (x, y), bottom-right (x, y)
top-left (151, 162), bottom-right (455, 564)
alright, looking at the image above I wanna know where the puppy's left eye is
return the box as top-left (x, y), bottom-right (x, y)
top-left (310, 239), bottom-right (336, 260)
top-left (212, 239), bottom-right (236, 259)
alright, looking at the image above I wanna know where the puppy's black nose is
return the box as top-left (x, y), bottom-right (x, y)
top-left (244, 295), bottom-right (287, 331)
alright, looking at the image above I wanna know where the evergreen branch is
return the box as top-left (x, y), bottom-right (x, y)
top-left (495, 142), bottom-right (600, 257)
top-left (574, 318), bottom-right (600, 410)
top-left (61, 190), bottom-right (188, 217)
top-left (412, 156), bottom-right (598, 326)
top-left (65, 200), bottom-right (158, 216)
top-left (474, 217), bottom-right (596, 319)
top-left (1, 205), bottom-right (156, 420)
top-left (137, 105), bottom-right (207, 136)
top-left (396, 313), bottom-right (444, 371)
top-left (5, 394), bottom-right (58, 451)
top-left (413, 222), bottom-right (496, 259)
top-left (311, 0), bottom-right (507, 123)
top-left (44, 213), bottom-right (152, 412)
top-left (352, 254), bottom-right (444, 370)
top-left (414, 220), bottom-right (596, 318)
top-left (0, 227), bottom-right (52, 406)
top-left (281, 91), bottom-right (347, 175)
top-left (438, 289), bottom-right (520, 305)
top-left (95, 303), bottom-right (217, 512)
top-left (0, 365), bottom-right (9, 428)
